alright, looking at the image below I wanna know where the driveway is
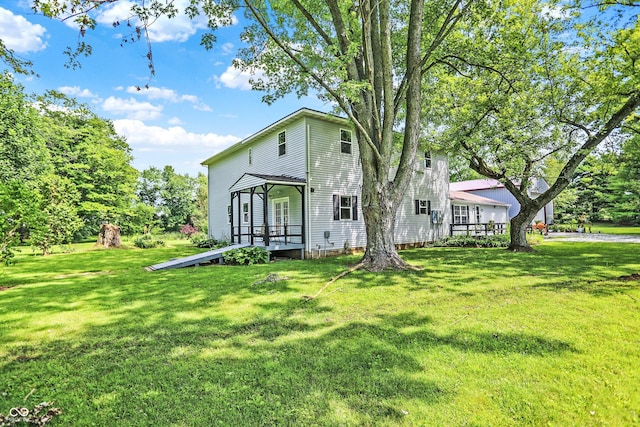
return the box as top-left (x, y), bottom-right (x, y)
top-left (543, 232), bottom-right (640, 243)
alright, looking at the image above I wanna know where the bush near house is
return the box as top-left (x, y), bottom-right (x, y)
top-left (434, 235), bottom-right (510, 248)
top-left (222, 246), bottom-right (270, 265)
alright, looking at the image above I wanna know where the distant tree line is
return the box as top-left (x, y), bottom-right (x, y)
top-left (0, 72), bottom-right (207, 263)
top-left (548, 134), bottom-right (640, 226)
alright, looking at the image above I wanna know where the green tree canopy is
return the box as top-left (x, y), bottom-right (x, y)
top-left (428, 1), bottom-right (639, 249)
top-left (36, 92), bottom-right (138, 237)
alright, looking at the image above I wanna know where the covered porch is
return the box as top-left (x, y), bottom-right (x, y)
top-left (229, 173), bottom-right (306, 252)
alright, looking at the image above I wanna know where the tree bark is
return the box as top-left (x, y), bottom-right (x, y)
top-left (360, 179), bottom-right (407, 270)
top-left (508, 208), bottom-right (538, 252)
top-left (97, 223), bottom-right (121, 248)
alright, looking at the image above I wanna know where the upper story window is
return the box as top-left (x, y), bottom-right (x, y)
top-left (340, 129), bottom-right (352, 154)
top-left (424, 151), bottom-right (432, 168)
top-left (278, 131), bottom-right (286, 156)
top-left (248, 148), bottom-right (252, 165)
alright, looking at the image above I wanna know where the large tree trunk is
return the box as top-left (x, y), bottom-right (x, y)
top-left (360, 180), bottom-right (407, 270)
top-left (508, 208), bottom-right (539, 251)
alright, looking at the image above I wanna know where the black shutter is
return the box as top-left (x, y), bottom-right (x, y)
top-left (352, 196), bottom-right (358, 221)
top-left (333, 194), bottom-right (340, 220)
top-left (428, 200), bottom-right (432, 215)
top-left (415, 200), bottom-right (420, 215)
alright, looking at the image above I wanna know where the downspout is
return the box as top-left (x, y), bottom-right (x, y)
top-left (305, 120), bottom-right (311, 259)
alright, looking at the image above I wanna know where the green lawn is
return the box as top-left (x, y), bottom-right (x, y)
top-left (591, 222), bottom-right (640, 235)
top-left (1, 240), bottom-right (639, 426)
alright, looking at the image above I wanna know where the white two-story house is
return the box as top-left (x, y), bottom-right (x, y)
top-left (201, 108), bottom-right (451, 258)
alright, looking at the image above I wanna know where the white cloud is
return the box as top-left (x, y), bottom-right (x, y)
top-left (94, 0), bottom-right (237, 43)
top-left (125, 85), bottom-right (212, 111)
top-left (541, 5), bottom-right (571, 20)
top-left (126, 85), bottom-right (181, 101)
top-left (102, 96), bottom-right (163, 120)
top-left (113, 119), bottom-right (241, 152)
top-left (0, 8), bottom-right (47, 53)
top-left (58, 86), bottom-right (98, 98)
top-left (221, 42), bottom-right (234, 55)
top-left (214, 63), bottom-right (266, 91)
top-left (167, 116), bottom-right (183, 125)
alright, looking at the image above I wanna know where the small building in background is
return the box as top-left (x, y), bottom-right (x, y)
top-left (450, 178), bottom-right (554, 225)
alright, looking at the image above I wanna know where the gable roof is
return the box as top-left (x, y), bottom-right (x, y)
top-left (201, 108), bottom-right (350, 166)
top-left (229, 173), bottom-right (306, 192)
top-left (450, 179), bottom-right (505, 192)
top-left (450, 190), bottom-right (510, 207)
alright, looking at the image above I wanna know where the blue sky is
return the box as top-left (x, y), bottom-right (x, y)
top-left (0, 0), bottom-right (330, 176)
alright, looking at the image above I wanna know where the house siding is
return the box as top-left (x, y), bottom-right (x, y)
top-left (207, 119), bottom-right (307, 240)
top-left (395, 152), bottom-right (451, 244)
top-left (306, 116), bottom-right (366, 252)
top-left (206, 109), bottom-right (452, 255)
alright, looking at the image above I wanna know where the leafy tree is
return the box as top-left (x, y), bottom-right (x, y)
top-left (119, 202), bottom-right (157, 235)
top-left (33, 0), bottom-right (639, 259)
top-left (0, 72), bottom-right (49, 183)
top-left (0, 39), bottom-right (35, 76)
top-left (30, 175), bottom-right (83, 255)
top-left (0, 73), bottom-right (49, 262)
top-left (35, 0), bottom-right (485, 269)
top-left (160, 166), bottom-right (195, 231)
top-left (0, 181), bottom-right (42, 264)
top-left (191, 172), bottom-right (208, 234)
top-left (608, 134), bottom-right (640, 224)
top-left (429, 2), bottom-right (639, 250)
top-left (137, 166), bottom-right (196, 232)
top-left (36, 92), bottom-right (138, 237)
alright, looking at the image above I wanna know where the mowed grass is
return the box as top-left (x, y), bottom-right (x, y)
top-left (591, 222), bottom-right (640, 235)
top-left (1, 240), bottom-right (639, 426)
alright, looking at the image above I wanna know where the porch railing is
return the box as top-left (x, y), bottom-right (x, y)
top-left (449, 222), bottom-right (507, 236)
top-left (232, 224), bottom-right (304, 246)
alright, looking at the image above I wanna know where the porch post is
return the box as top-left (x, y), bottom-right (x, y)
top-left (237, 190), bottom-right (242, 243)
top-left (299, 186), bottom-right (306, 245)
top-left (229, 192), bottom-right (234, 243)
top-left (263, 184), bottom-right (269, 246)
top-left (250, 187), bottom-right (255, 245)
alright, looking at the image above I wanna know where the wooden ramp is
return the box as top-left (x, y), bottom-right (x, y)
top-left (146, 243), bottom-right (251, 271)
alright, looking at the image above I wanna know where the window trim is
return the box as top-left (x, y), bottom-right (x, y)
top-left (271, 197), bottom-right (290, 232)
top-left (278, 130), bottom-right (286, 157)
top-left (242, 202), bottom-right (249, 224)
top-left (340, 128), bottom-right (352, 154)
top-left (424, 151), bottom-right (432, 169)
top-left (453, 205), bottom-right (469, 224)
top-left (414, 199), bottom-right (432, 215)
top-left (333, 194), bottom-right (358, 221)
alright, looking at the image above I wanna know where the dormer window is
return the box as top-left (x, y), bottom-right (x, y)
top-left (278, 131), bottom-right (286, 156)
top-left (340, 129), bottom-right (352, 154)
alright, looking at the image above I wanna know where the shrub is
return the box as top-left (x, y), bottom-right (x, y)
top-left (434, 235), bottom-right (510, 248)
top-left (133, 234), bottom-right (165, 249)
top-left (191, 235), bottom-right (231, 249)
top-left (179, 224), bottom-right (198, 238)
top-left (223, 246), bottom-right (269, 265)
